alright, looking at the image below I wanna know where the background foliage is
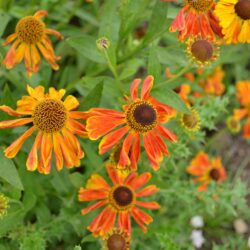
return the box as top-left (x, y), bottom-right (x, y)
top-left (0, 0), bottom-right (250, 249)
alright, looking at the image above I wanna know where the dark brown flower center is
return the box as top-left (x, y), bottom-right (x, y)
top-left (16, 16), bottom-right (44, 44)
top-left (187, 0), bottom-right (213, 13)
top-left (126, 101), bottom-right (157, 133)
top-left (191, 40), bottom-right (214, 62)
top-left (107, 234), bottom-right (126, 250)
top-left (33, 99), bottom-right (67, 133)
top-left (209, 168), bottom-right (220, 181)
top-left (113, 186), bottom-right (133, 207)
top-left (235, 0), bottom-right (250, 20)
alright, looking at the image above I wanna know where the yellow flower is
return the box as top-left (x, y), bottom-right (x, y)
top-left (0, 85), bottom-right (87, 174)
top-left (180, 108), bottom-right (201, 132)
top-left (215, 0), bottom-right (250, 43)
top-left (2, 10), bottom-right (63, 76)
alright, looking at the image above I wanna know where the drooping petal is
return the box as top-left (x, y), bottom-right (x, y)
top-left (26, 132), bottom-right (42, 171)
top-left (2, 33), bottom-right (17, 46)
top-left (130, 133), bottom-right (140, 170)
top-left (53, 132), bottom-right (64, 171)
top-left (45, 28), bottom-right (63, 40)
top-left (5, 126), bottom-right (35, 158)
top-left (118, 211), bottom-right (131, 236)
top-left (0, 105), bottom-right (24, 116)
top-left (131, 207), bottom-right (153, 233)
top-left (33, 10), bottom-right (48, 19)
top-left (157, 125), bottom-right (177, 142)
top-left (39, 133), bottom-right (53, 174)
top-left (67, 119), bottom-right (87, 137)
top-left (106, 165), bottom-right (121, 185)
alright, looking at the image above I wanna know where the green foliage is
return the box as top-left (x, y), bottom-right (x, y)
top-left (0, 0), bottom-right (249, 250)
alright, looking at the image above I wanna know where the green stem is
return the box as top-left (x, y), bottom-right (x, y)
top-left (155, 62), bottom-right (193, 90)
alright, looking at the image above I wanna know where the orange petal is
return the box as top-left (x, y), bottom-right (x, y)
top-left (14, 43), bottom-right (27, 65)
top-left (198, 184), bottom-right (208, 192)
top-left (106, 165), bottom-right (121, 185)
top-left (26, 85), bottom-right (45, 101)
top-left (233, 108), bottom-right (248, 120)
top-left (130, 78), bottom-right (141, 100)
top-left (99, 126), bottom-right (128, 155)
top-left (69, 111), bottom-right (90, 120)
top-left (130, 133), bottom-right (140, 171)
top-left (67, 119), bottom-right (87, 137)
top-left (87, 115), bottom-right (125, 140)
top-left (63, 95), bottom-right (79, 111)
top-left (2, 33), bottom-right (17, 46)
top-left (169, 6), bottom-right (186, 32)
top-left (86, 174), bottom-right (110, 190)
top-left (0, 118), bottom-right (32, 129)
top-left (26, 132), bottom-right (42, 171)
top-left (243, 118), bottom-right (250, 139)
top-left (53, 133), bottom-right (64, 171)
top-left (98, 208), bottom-right (117, 237)
top-left (81, 200), bottom-right (108, 215)
top-left (3, 40), bottom-right (20, 69)
top-left (39, 133), bottom-right (53, 174)
top-left (30, 44), bottom-right (41, 73)
top-left (24, 44), bottom-right (33, 76)
top-left (78, 188), bottom-right (108, 201)
top-left (131, 207), bottom-right (152, 233)
top-left (88, 207), bottom-right (108, 233)
top-left (118, 211), bottom-right (131, 236)
top-left (5, 126), bottom-right (35, 158)
top-left (0, 105), bottom-right (24, 116)
top-left (130, 172), bottom-right (151, 190)
top-left (152, 130), bottom-right (169, 156)
top-left (141, 75), bottom-right (154, 100)
top-left (117, 133), bottom-right (133, 169)
top-left (136, 185), bottom-right (159, 197)
top-left (17, 96), bottom-right (38, 114)
top-left (157, 125), bottom-right (177, 142)
top-left (45, 28), bottom-right (63, 40)
top-left (34, 10), bottom-right (48, 19)
top-left (89, 108), bottom-right (125, 118)
top-left (136, 201), bottom-right (160, 210)
top-left (49, 87), bottom-right (65, 100)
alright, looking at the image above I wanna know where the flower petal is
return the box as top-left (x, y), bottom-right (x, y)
top-left (81, 200), bottom-right (108, 215)
top-left (118, 211), bottom-right (131, 236)
top-left (130, 172), bottom-right (151, 190)
top-left (86, 174), bottom-right (110, 190)
top-left (136, 185), bottom-right (159, 197)
top-left (131, 207), bottom-right (153, 233)
top-left (0, 118), bottom-right (33, 129)
top-left (78, 188), bottom-right (108, 201)
top-left (141, 75), bottom-right (154, 100)
top-left (136, 201), bottom-right (160, 210)
top-left (130, 78), bottom-right (141, 100)
top-left (63, 95), bottom-right (79, 111)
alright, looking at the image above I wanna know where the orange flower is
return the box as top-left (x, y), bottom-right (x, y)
top-left (199, 66), bottom-right (225, 95)
top-left (0, 85), bottom-right (87, 174)
top-left (233, 81), bottom-right (250, 138)
top-left (86, 75), bottom-right (177, 171)
top-left (178, 84), bottom-right (191, 106)
top-left (2, 10), bottom-right (63, 76)
top-left (169, 0), bottom-right (223, 41)
top-left (187, 152), bottom-right (227, 191)
top-left (78, 166), bottom-right (160, 236)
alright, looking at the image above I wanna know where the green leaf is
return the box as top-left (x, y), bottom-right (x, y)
top-left (0, 11), bottom-right (10, 36)
top-left (148, 46), bottom-right (161, 81)
top-left (73, 246), bottom-right (82, 250)
top-left (80, 82), bottom-right (104, 110)
top-left (143, 1), bottom-right (169, 44)
top-left (66, 35), bottom-right (105, 63)
top-left (153, 89), bottom-right (190, 114)
top-left (0, 149), bottom-right (23, 190)
top-left (81, 234), bottom-right (96, 243)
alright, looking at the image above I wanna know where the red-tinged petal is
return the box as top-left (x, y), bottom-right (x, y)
top-left (200, 14), bottom-right (215, 40)
top-left (24, 45), bottom-right (33, 76)
top-left (14, 43), bottom-right (27, 65)
top-left (89, 108), bottom-right (125, 118)
top-left (118, 211), bottom-right (131, 236)
top-left (3, 40), bottom-right (20, 69)
top-left (106, 165), bottom-right (121, 185)
top-left (67, 119), bottom-right (87, 137)
top-left (86, 174), bottom-right (110, 190)
top-left (125, 172), bottom-right (138, 186)
top-left (63, 95), bottom-right (79, 111)
top-left (130, 79), bottom-right (141, 100)
top-left (69, 111), bottom-right (90, 120)
top-left (130, 133), bottom-right (140, 171)
top-left (187, 152), bottom-right (210, 176)
top-left (0, 118), bottom-right (32, 129)
top-left (0, 105), bottom-right (24, 116)
top-left (131, 207), bottom-right (153, 233)
top-left (99, 126), bottom-right (128, 154)
top-left (136, 201), bottom-right (160, 210)
top-left (53, 133), bottom-right (64, 171)
top-left (30, 44), bottom-right (41, 73)
top-left (2, 33), bottom-right (17, 46)
top-left (5, 126), bottom-right (35, 158)
top-left (88, 207), bottom-right (108, 233)
top-left (78, 188), bottom-right (108, 201)
top-left (136, 185), bottom-right (159, 197)
top-left (169, 6), bottom-right (187, 32)
top-left (157, 125), bottom-right (177, 142)
top-left (233, 108), bottom-right (248, 120)
top-left (117, 133), bottom-right (133, 169)
top-left (34, 10), bottom-right (48, 19)
top-left (98, 208), bottom-right (117, 237)
top-left (26, 132), bottom-right (42, 171)
top-left (130, 172), bottom-right (151, 190)
top-left (39, 133), bottom-right (53, 174)
top-left (87, 115), bottom-right (125, 140)
top-left (45, 28), bottom-right (63, 40)
top-left (81, 200), bottom-right (108, 215)
top-left (141, 75), bottom-right (154, 100)
top-left (152, 131), bottom-right (169, 156)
